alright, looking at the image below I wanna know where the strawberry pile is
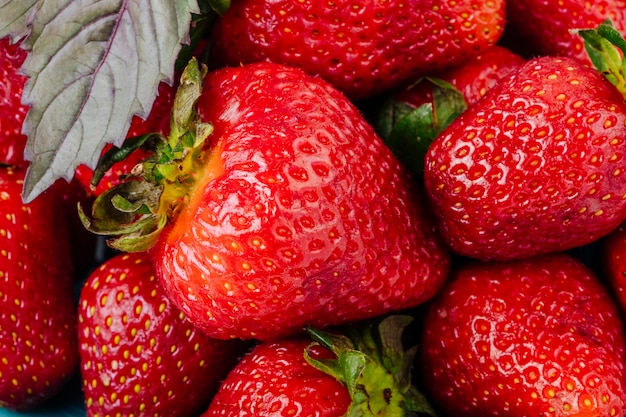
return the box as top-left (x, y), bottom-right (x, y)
top-left (3, 1), bottom-right (626, 416)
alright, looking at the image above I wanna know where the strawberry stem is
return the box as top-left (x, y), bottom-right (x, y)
top-left (305, 316), bottom-right (437, 417)
top-left (576, 19), bottom-right (626, 97)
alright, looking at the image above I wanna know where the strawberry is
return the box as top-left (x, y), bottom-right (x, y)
top-left (209, 0), bottom-right (506, 99)
top-left (411, 45), bottom-right (526, 109)
top-left (423, 24), bottom-right (626, 261)
top-left (204, 315), bottom-right (435, 416)
top-left (601, 223), bottom-right (626, 312)
top-left (504, 0), bottom-right (626, 62)
top-left (74, 80), bottom-right (176, 197)
top-left (419, 253), bottom-right (626, 416)
top-left (80, 60), bottom-right (450, 341)
top-left (0, 37), bottom-right (29, 168)
top-left (0, 166), bottom-right (79, 410)
top-left (78, 251), bottom-right (246, 416)
top-left (375, 45), bottom-right (525, 177)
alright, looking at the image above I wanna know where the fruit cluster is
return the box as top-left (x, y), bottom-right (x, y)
top-left (2, 1), bottom-right (626, 416)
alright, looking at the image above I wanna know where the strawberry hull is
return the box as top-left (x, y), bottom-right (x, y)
top-left (153, 62), bottom-right (450, 341)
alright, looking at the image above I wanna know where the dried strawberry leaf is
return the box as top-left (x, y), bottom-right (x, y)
top-left (14, 0), bottom-right (200, 203)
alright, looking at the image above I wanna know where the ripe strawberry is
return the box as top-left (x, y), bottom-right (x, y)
top-left (424, 29), bottom-right (626, 261)
top-left (74, 80), bottom-right (176, 197)
top-left (209, 0), bottom-right (506, 99)
top-left (204, 315), bottom-right (435, 416)
top-left (376, 45), bottom-right (525, 177)
top-left (601, 223), bottom-right (626, 311)
top-left (413, 45), bottom-right (526, 109)
top-left (80, 60), bottom-right (450, 341)
top-left (0, 166), bottom-right (79, 410)
top-left (0, 37), bottom-right (29, 168)
top-left (78, 251), bottom-right (246, 416)
top-left (504, 0), bottom-right (626, 62)
top-left (419, 253), bottom-right (626, 416)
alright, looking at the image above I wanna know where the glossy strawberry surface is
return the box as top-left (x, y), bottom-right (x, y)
top-left (424, 56), bottom-right (626, 260)
top-left (78, 252), bottom-right (244, 416)
top-left (154, 62), bottom-right (450, 341)
top-left (420, 253), bottom-right (626, 416)
top-left (418, 45), bottom-right (526, 108)
top-left (0, 167), bottom-right (78, 410)
top-left (210, 0), bottom-right (505, 99)
top-left (203, 338), bottom-right (350, 416)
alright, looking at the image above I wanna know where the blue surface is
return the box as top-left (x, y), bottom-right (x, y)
top-left (0, 376), bottom-right (85, 417)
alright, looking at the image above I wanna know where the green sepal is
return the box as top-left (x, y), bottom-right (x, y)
top-left (79, 58), bottom-right (213, 253)
top-left (90, 133), bottom-right (160, 188)
top-left (576, 19), bottom-right (626, 97)
top-left (305, 315), bottom-right (437, 417)
top-left (207, 0), bottom-right (230, 15)
top-left (107, 215), bottom-right (168, 253)
top-left (377, 78), bottom-right (467, 178)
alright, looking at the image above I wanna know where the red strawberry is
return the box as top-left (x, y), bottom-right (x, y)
top-left (78, 251), bottom-right (246, 416)
top-left (0, 166), bottom-right (79, 410)
top-left (419, 253), bottom-right (626, 416)
top-left (0, 37), bottom-right (29, 168)
top-left (601, 223), bottom-right (626, 311)
top-left (210, 0), bottom-right (506, 99)
top-left (74, 80), bottom-right (176, 197)
top-left (408, 45), bottom-right (526, 109)
top-left (375, 45), bottom-right (525, 177)
top-left (424, 30), bottom-right (626, 260)
top-left (80, 60), bottom-right (450, 341)
top-left (504, 0), bottom-right (626, 62)
top-left (204, 316), bottom-right (435, 416)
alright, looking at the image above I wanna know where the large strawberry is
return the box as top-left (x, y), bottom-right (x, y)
top-left (424, 23), bottom-right (626, 261)
top-left (78, 251), bottom-right (246, 416)
top-left (209, 0), bottom-right (505, 100)
top-left (204, 315), bottom-right (435, 416)
top-left (80, 59), bottom-right (450, 341)
top-left (504, 0), bottom-right (626, 62)
top-left (0, 166), bottom-right (79, 410)
top-left (375, 45), bottom-right (525, 177)
top-left (419, 253), bottom-right (626, 416)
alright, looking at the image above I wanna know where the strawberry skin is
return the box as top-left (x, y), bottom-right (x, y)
top-left (505, 0), bottom-right (626, 62)
top-left (419, 253), bottom-right (626, 416)
top-left (203, 338), bottom-right (350, 416)
top-left (0, 38), bottom-right (29, 168)
top-left (601, 223), bottom-right (626, 311)
top-left (0, 167), bottom-right (78, 410)
top-left (78, 252), bottom-right (245, 416)
top-left (151, 62), bottom-right (450, 341)
top-left (408, 45), bottom-right (526, 109)
top-left (424, 56), bottom-right (626, 261)
top-left (210, 0), bottom-right (505, 99)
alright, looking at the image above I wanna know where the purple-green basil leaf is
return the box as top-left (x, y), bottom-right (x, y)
top-left (18, 0), bottom-right (199, 203)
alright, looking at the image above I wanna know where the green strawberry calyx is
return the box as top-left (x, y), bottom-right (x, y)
top-left (576, 19), bottom-right (626, 97)
top-left (375, 77), bottom-right (467, 178)
top-left (305, 315), bottom-right (437, 417)
top-left (78, 58), bottom-right (213, 252)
